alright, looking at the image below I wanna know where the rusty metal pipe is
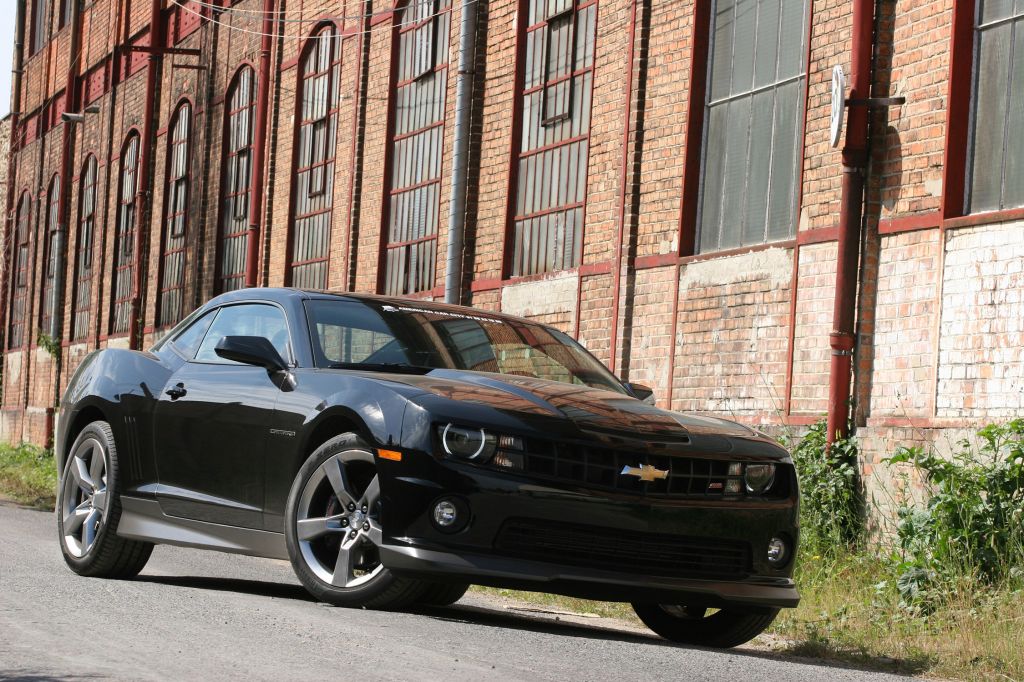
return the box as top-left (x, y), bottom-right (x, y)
top-left (246, 0), bottom-right (276, 289)
top-left (827, 0), bottom-right (876, 444)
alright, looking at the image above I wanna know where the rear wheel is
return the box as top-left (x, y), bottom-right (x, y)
top-left (631, 603), bottom-right (779, 648)
top-left (285, 433), bottom-right (427, 609)
top-left (57, 421), bottom-right (153, 578)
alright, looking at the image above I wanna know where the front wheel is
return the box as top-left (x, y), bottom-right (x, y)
top-left (284, 433), bottom-right (427, 609)
top-left (631, 603), bottom-right (779, 648)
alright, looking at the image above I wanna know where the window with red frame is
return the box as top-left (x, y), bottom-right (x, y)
top-left (158, 103), bottom-right (192, 328)
top-left (218, 66), bottom-right (257, 293)
top-left (382, 0), bottom-right (452, 296)
top-left (39, 175), bottom-right (61, 337)
top-left (31, 0), bottom-right (48, 55)
top-left (7, 192), bottom-right (32, 349)
top-left (696, 0), bottom-right (808, 253)
top-left (111, 133), bottom-right (140, 336)
top-left (73, 155), bottom-right (98, 341)
top-left (58, 0), bottom-right (71, 29)
top-left (510, 0), bottom-right (596, 277)
top-left (965, 1), bottom-right (1024, 213)
top-left (290, 26), bottom-right (341, 289)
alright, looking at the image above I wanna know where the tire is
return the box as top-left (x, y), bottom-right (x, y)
top-left (285, 433), bottom-right (427, 609)
top-left (416, 581), bottom-right (470, 607)
top-left (631, 602), bottom-right (779, 648)
top-left (57, 420), bottom-right (154, 578)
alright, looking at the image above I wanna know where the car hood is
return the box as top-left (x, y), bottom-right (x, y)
top-left (377, 368), bottom-right (756, 441)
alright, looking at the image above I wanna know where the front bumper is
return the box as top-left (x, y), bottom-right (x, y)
top-left (377, 452), bottom-right (800, 609)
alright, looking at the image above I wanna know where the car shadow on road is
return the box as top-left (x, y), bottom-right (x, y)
top-left (133, 574), bottom-right (315, 602)
top-left (414, 603), bottom-right (925, 678)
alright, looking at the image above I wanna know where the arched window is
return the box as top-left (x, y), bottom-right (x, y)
top-left (111, 132), bottom-right (140, 336)
top-left (218, 66), bottom-right (257, 293)
top-left (382, 0), bottom-right (452, 295)
top-left (73, 155), bottom-right (98, 340)
top-left (290, 26), bottom-right (341, 289)
top-left (39, 175), bottom-right (61, 337)
top-left (7, 192), bottom-right (32, 349)
top-left (509, 0), bottom-right (597, 276)
top-left (158, 102), bottom-right (192, 327)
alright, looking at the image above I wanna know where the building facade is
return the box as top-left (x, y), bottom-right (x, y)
top-left (3, 0), bottom-right (1023, 493)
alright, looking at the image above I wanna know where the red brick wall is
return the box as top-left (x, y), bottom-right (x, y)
top-left (3, 0), bottom-right (1023, 509)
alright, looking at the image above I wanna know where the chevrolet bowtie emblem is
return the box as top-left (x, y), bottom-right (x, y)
top-left (620, 464), bottom-right (668, 482)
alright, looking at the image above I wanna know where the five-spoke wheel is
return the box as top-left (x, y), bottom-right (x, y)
top-left (285, 432), bottom-right (428, 608)
top-left (60, 434), bottom-right (110, 557)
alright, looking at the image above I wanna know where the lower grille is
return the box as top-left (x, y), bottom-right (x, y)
top-left (494, 518), bottom-right (752, 580)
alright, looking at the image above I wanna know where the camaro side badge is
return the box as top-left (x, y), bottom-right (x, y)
top-left (269, 429), bottom-right (296, 437)
top-left (620, 464), bottom-right (668, 482)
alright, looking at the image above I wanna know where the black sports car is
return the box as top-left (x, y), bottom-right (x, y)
top-left (56, 288), bottom-right (799, 647)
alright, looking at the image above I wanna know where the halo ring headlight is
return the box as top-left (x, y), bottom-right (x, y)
top-left (744, 463), bottom-right (776, 494)
top-left (441, 424), bottom-right (489, 460)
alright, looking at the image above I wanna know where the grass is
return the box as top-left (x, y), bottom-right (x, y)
top-left (0, 442), bottom-right (58, 509)
top-left (472, 551), bottom-right (1024, 681)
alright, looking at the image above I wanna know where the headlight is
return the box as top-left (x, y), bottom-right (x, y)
top-left (744, 463), bottom-right (776, 494)
top-left (440, 424), bottom-right (496, 461)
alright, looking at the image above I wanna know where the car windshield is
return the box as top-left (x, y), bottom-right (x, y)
top-left (305, 299), bottom-right (628, 394)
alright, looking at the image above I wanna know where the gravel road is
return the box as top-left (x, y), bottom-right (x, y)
top-left (1, 503), bottom-right (911, 681)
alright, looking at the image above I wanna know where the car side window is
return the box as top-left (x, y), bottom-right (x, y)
top-left (169, 310), bottom-right (218, 359)
top-left (194, 303), bottom-right (291, 364)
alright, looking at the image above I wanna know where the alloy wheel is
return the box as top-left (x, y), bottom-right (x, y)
top-left (295, 449), bottom-right (384, 588)
top-left (60, 436), bottom-right (110, 558)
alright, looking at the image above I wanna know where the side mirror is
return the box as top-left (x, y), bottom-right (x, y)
top-left (626, 383), bottom-right (656, 405)
top-left (215, 336), bottom-right (288, 373)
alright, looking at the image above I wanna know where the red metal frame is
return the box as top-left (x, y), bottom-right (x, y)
top-left (109, 130), bottom-right (141, 337)
top-left (38, 174), bottom-right (61, 336)
top-left (246, 0), bottom-right (276, 288)
top-left (501, 0), bottom-right (598, 281)
top-left (7, 192), bottom-right (33, 350)
top-left (155, 100), bottom-right (193, 329)
top-left (216, 64), bottom-right (258, 293)
top-left (941, 1), bottom-right (975, 220)
top-left (675, 0), bottom-right (712, 257)
top-left (285, 23), bottom-right (342, 289)
top-left (70, 155), bottom-right (98, 341)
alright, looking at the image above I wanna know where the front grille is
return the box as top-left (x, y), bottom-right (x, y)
top-left (512, 441), bottom-right (748, 499)
top-left (495, 518), bottom-right (753, 580)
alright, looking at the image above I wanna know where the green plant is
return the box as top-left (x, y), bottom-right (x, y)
top-left (0, 442), bottom-right (58, 508)
top-left (37, 331), bottom-right (60, 359)
top-left (790, 420), bottom-right (865, 558)
top-left (886, 420), bottom-right (1024, 590)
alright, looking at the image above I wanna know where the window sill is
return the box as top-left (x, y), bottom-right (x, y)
top-left (943, 206), bottom-right (1024, 230)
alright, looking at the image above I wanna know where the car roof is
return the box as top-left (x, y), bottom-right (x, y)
top-left (205, 287), bottom-right (540, 327)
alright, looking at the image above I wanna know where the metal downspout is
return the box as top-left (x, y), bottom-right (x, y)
top-left (826, 0), bottom-right (876, 444)
top-left (444, 0), bottom-right (478, 305)
top-left (130, 0), bottom-right (166, 350)
top-left (246, 0), bottom-right (277, 289)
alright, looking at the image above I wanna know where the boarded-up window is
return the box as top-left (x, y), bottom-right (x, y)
top-left (383, 0), bottom-right (452, 296)
top-left (73, 155), bottom-right (98, 340)
top-left (111, 133), bottom-right (140, 336)
top-left (218, 66), bottom-right (257, 293)
top-left (967, 1), bottom-right (1024, 212)
top-left (7, 193), bottom-right (32, 349)
top-left (39, 175), bottom-right (61, 337)
top-left (290, 26), bottom-right (342, 290)
top-left (158, 103), bottom-right (192, 328)
top-left (511, 0), bottom-right (596, 277)
top-left (697, 0), bottom-right (808, 253)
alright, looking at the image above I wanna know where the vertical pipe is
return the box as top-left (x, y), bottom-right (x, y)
top-left (246, 0), bottom-right (277, 289)
top-left (130, 0), bottom-right (166, 349)
top-left (827, 0), bottom-right (875, 444)
top-left (444, 0), bottom-right (478, 304)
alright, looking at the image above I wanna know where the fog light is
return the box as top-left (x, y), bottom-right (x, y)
top-left (767, 537), bottom-right (787, 565)
top-left (433, 500), bottom-right (458, 527)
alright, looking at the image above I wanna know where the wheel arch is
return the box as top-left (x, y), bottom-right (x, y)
top-left (59, 404), bottom-right (108, 472)
top-left (293, 408), bottom-right (378, 477)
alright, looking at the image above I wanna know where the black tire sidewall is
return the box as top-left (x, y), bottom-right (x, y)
top-left (284, 432), bottom-right (410, 607)
top-left (632, 603), bottom-right (780, 648)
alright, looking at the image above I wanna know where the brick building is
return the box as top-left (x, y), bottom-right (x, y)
top-left (2, 0), bottom-right (1023, 494)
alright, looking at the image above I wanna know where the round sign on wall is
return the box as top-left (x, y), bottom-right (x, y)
top-left (830, 65), bottom-right (846, 148)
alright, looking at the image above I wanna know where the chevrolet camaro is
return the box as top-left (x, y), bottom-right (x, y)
top-left (55, 288), bottom-right (799, 647)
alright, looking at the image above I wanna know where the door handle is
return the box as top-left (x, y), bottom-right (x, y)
top-left (165, 383), bottom-right (187, 400)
